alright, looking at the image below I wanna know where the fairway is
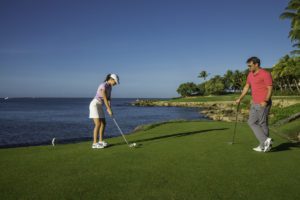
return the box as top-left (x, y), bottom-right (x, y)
top-left (0, 121), bottom-right (299, 199)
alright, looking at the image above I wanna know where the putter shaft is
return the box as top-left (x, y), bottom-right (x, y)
top-left (230, 102), bottom-right (240, 144)
top-left (112, 117), bottom-right (130, 145)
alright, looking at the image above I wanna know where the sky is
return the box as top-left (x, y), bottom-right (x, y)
top-left (0, 0), bottom-right (293, 98)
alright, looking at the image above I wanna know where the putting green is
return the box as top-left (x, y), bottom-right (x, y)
top-left (0, 121), bottom-right (299, 199)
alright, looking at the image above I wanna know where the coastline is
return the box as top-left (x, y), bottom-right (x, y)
top-left (0, 98), bottom-right (202, 148)
top-left (132, 98), bottom-right (300, 122)
top-left (1, 97), bottom-right (299, 149)
top-left (132, 99), bottom-right (248, 122)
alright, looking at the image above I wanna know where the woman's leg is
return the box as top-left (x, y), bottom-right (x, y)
top-left (99, 118), bottom-right (106, 142)
top-left (92, 118), bottom-right (101, 144)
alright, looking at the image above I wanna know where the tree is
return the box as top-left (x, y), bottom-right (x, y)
top-left (283, 56), bottom-right (300, 93)
top-left (176, 82), bottom-right (199, 97)
top-left (272, 63), bottom-right (285, 93)
top-left (272, 55), bottom-right (300, 94)
top-left (204, 75), bottom-right (225, 95)
top-left (232, 70), bottom-right (245, 92)
top-left (197, 82), bottom-right (206, 96)
top-left (223, 70), bottom-right (234, 91)
top-left (198, 71), bottom-right (209, 81)
top-left (280, 0), bottom-right (300, 54)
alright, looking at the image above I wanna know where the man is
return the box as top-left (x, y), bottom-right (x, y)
top-left (236, 57), bottom-right (273, 152)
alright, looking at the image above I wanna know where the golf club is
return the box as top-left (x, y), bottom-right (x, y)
top-left (52, 137), bottom-right (56, 146)
top-left (228, 102), bottom-right (240, 145)
top-left (111, 116), bottom-right (137, 148)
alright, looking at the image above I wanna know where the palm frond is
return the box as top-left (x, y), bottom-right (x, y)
top-left (288, 27), bottom-right (300, 39)
top-left (280, 12), bottom-right (297, 20)
top-left (287, 0), bottom-right (300, 10)
top-left (291, 49), bottom-right (300, 55)
top-left (292, 42), bottom-right (300, 48)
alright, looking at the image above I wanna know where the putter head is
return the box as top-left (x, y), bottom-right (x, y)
top-left (228, 142), bottom-right (234, 145)
top-left (52, 138), bottom-right (56, 146)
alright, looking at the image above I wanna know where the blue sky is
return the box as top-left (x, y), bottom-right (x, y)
top-left (0, 0), bottom-right (292, 98)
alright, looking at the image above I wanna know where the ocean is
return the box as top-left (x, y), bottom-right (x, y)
top-left (0, 98), bottom-right (207, 148)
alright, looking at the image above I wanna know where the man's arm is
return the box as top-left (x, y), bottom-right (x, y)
top-left (236, 83), bottom-right (250, 104)
top-left (260, 86), bottom-right (273, 107)
top-left (265, 86), bottom-right (273, 102)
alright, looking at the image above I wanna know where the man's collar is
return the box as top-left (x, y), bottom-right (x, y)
top-left (253, 68), bottom-right (261, 76)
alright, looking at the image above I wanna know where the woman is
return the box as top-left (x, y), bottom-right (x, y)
top-left (89, 73), bottom-right (119, 149)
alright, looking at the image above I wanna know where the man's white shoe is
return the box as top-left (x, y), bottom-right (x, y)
top-left (92, 143), bottom-right (104, 149)
top-left (253, 146), bottom-right (264, 152)
top-left (264, 138), bottom-right (273, 152)
top-left (99, 141), bottom-right (108, 147)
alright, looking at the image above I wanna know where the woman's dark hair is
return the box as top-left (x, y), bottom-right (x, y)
top-left (104, 74), bottom-right (111, 82)
top-left (246, 57), bottom-right (261, 66)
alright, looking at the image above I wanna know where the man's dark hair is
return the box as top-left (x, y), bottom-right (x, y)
top-left (246, 57), bottom-right (261, 66)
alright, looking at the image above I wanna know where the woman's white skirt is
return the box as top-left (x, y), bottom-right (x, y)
top-left (89, 98), bottom-right (105, 118)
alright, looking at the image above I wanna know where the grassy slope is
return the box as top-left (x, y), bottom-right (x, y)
top-left (271, 119), bottom-right (300, 141)
top-left (0, 121), bottom-right (299, 199)
top-left (163, 95), bottom-right (300, 139)
top-left (162, 95), bottom-right (300, 118)
top-left (270, 103), bottom-right (300, 124)
top-left (166, 94), bottom-right (245, 102)
top-left (165, 94), bottom-right (300, 103)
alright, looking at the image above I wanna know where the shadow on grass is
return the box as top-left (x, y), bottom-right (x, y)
top-left (109, 128), bottom-right (229, 147)
top-left (271, 142), bottom-right (300, 152)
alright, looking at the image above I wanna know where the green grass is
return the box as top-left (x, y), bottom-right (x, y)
top-left (166, 94), bottom-right (300, 103)
top-left (166, 94), bottom-right (246, 102)
top-left (271, 119), bottom-right (300, 142)
top-left (270, 103), bottom-right (300, 124)
top-left (0, 121), bottom-right (299, 199)
top-left (272, 95), bottom-right (300, 100)
top-left (164, 95), bottom-right (300, 112)
top-left (162, 95), bottom-right (300, 127)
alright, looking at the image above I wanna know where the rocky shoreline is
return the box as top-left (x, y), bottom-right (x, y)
top-left (132, 99), bottom-right (300, 122)
top-left (132, 100), bottom-right (248, 122)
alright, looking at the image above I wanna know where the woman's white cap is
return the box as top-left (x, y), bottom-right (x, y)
top-left (110, 74), bottom-right (120, 84)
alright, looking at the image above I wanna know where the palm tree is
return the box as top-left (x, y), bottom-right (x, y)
top-left (232, 70), bottom-right (244, 92)
top-left (204, 75), bottom-right (225, 95)
top-left (272, 55), bottom-right (300, 94)
top-left (280, 0), bottom-right (300, 54)
top-left (272, 64), bottom-right (285, 93)
top-left (198, 70), bottom-right (209, 81)
top-left (285, 56), bottom-right (300, 93)
top-left (223, 70), bottom-right (234, 91)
